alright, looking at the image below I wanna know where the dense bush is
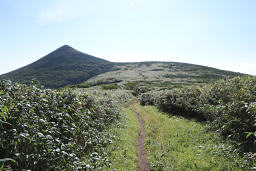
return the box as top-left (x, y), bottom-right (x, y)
top-left (100, 84), bottom-right (120, 90)
top-left (139, 90), bottom-right (163, 106)
top-left (123, 81), bottom-right (139, 91)
top-left (123, 81), bottom-right (152, 96)
top-left (0, 80), bottom-right (126, 170)
top-left (74, 87), bottom-right (133, 106)
top-left (139, 76), bottom-right (256, 151)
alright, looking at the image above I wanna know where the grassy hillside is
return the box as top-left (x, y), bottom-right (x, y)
top-left (85, 61), bottom-right (245, 87)
top-left (1, 45), bottom-right (113, 88)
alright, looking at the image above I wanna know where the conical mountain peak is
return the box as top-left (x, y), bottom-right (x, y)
top-left (50, 45), bottom-right (78, 55)
top-left (60, 44), bottom-right (72, 48)
top-left (1, 45), bottom-right (113, 88)
top-left (56, 45), bottom-right (75, 51)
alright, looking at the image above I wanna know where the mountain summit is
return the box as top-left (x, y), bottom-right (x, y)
top-left (1, 45), bottom-right (113, 88)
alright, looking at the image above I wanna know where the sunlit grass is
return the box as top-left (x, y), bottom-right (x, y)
top-left (104, 107), bottom-right (140, 170)
top-left (133, 104), bottom-right (252, 170)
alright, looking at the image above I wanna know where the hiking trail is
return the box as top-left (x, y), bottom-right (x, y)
top-left (125, 99), bottom-right (149, 171)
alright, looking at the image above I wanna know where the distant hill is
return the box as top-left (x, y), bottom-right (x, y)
top-left (1, 45), bottom-right (113, 88)
top-left (84, 62), bottom-right (246, 87)
top-left (1, 45), bottom-right (246, 88)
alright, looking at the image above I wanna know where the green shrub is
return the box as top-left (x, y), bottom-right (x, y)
top-left (123, 81), bottom-right (139, 91)
top-left (138, 90), bottom-right (163, 106)
top-left (100, 84), bottom-right (120, 90)
top-left (139, 76), bottom-right (256, 152)
top-left (0, 80), bottom-right (124, 170)
top-left (123, 81), bottom-right (151, 96)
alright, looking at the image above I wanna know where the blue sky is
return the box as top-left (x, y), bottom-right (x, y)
top-left (1, 0), bottom-right (256, 75)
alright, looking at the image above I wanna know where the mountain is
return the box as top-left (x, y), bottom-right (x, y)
top-left (84, 61), bottom-right (246, 87)
top-left (1, 45), bottom-right (246, 88)
top-left (1, 45), bottom-right (114, 88)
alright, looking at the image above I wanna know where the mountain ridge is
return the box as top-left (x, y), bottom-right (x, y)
top-left (1, 45), bottom-right (246, 88)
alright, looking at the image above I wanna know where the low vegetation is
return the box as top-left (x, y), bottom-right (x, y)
top-left (102, 107), bottom-right (140, 170)
top-left (0, 80), bottom-right (132, 170)
top-left (133, 104), bottom-right (253, 170)
top-left (86, 62), bottom-right (245, 86)
top-left (139, 76), bottom-right (256, 154)
top-left (1, 69), bottom-right (255, 169)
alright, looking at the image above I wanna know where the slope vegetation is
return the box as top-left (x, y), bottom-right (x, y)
top-left (85, 62), bottom-right (245, 86)
top-left (1, 45), bottom-right (113, 88)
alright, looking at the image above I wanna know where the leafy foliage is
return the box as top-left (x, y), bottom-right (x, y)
top-left (0, 80), bottom-right (131, 170)
top-left (139, 76), bottom-right (256, 152)
top-left (74, 87), bottom-right (133, 106)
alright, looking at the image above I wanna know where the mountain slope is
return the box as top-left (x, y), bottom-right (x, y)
top-left (85, 61), bottom-right (246, 86)
top-left (1, 45), bottom-right (114, 88)
top-left (1, 45), bottom-right (246, 88)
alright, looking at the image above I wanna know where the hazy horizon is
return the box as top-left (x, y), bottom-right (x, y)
top-left (1, 0), bottom-right (256, 75)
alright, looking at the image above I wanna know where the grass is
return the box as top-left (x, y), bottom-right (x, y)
top-left (104, 107), bottom-right (140, 170)
top-left (131, 103), bottom-right (252, 171)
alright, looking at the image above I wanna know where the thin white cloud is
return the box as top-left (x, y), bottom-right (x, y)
top-left (37, 0), bottom-right (146, 25)
top-left (37, 0), bottom-right (89, 25)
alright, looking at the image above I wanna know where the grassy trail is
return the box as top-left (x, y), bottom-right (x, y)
top-left (108, 100), bottom-right (251, 170)
top-left (126, 99), bottom-right (149, 170)
top-left (135, 112), bottom-right (149, 171)
top-left (104, 104), bottom-right (140, 170)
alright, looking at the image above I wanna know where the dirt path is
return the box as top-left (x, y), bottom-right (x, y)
top-left (125, 98), bottom-right (137, 108)
top-left (125, 99), bottom-right (149, 171)
top-left (135, 112), bottom-right (149, 171)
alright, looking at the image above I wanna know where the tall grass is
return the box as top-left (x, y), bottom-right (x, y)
top-left (103, 107), bottom-right (140, 170)
top-left (133, 104), bottom-right (253, 170)
top-left (139, 76), bottom-right (256, 152)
